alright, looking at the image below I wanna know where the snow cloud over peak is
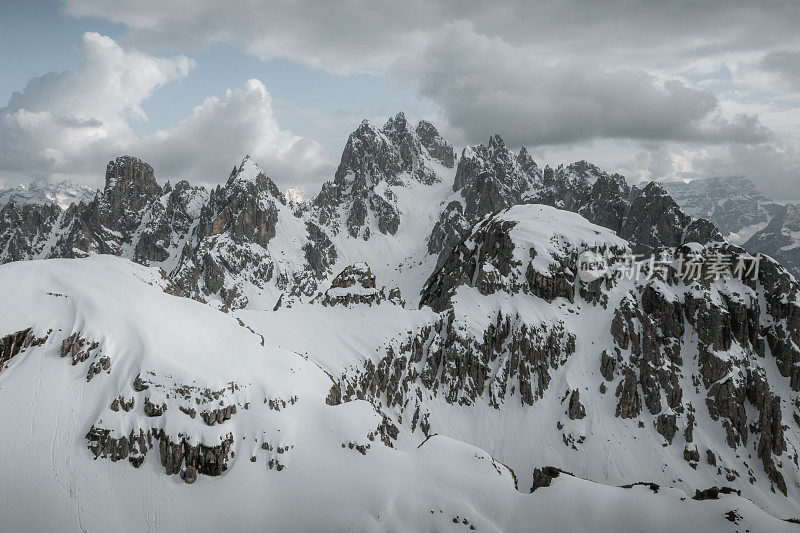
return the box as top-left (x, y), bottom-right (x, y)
top-left (0, 33), bottom-right (332, 190)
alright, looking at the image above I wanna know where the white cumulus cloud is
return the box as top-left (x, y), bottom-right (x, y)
top-left (0, 33), bottom-right (333, 190)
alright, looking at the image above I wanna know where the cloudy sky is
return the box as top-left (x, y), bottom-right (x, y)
top-left (1, 1), bottom-right (799, 200)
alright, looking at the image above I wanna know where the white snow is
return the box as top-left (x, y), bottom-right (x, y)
top-left (0, 255), bottom-right (795, 532)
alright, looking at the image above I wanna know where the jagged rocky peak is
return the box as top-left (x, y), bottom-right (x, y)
top-left (455, 134), bottom-right (541, 220)
top-left (224, 155), bottom-right (283, 200)
top-left (414, 119), bottom-right (455, 168)
top-left (428, 134), bottom-right (540, 262)
top-left (532, 160), bottom-right (631, 229)
top-left (168, 156), bottom-right (290, 309)
top-left (313, 119), bottom-right (401, 240)
top-left (314, 112), bottom-right (454, 240)
top-left (453, 133), bottom-right (540, 198)
top-left (98, 155), bottom-right (163, 236)
top-left (557, 160), bottom-right (626, 189)
top-left (530, 163), bottom-right (722, 255)
top-left (517, 145), bottom-right (538, 176)
top-left (333, 112), bottom-right (445, 190)
top-left (210, 156), bottom-right (285, 241)
top-left (382, 111), bottom-right (456, 174)
top-left (104, 155), bottom-right (160, 195)
top-left (620, 181), bottom-right (696, 253)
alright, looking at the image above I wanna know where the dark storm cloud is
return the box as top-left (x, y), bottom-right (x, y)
top-left (416, 24), bottom-right (769, 147)
top-left (63, 1), bottom-right (800, 75)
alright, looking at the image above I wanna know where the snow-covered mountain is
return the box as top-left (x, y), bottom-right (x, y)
top-left (2, 113), bottom-right (800, 531)
top-left (663, 176), bottom-right (800, 279)
top-left (662, 176), bottom-right (778, 245)
top-left (0, 178), bottom-right (96, 209)
top-left (746, 203), bottom-right (800, 279)
top-left (3, 255), bottom-right (795, 532)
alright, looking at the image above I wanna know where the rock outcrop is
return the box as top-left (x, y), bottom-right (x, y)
top-left (428, 135), bottom-right (540, 262)
top-left (315, 112), bottom-right (453, 241)
top-left (317, 263), bottom-right (404, 307)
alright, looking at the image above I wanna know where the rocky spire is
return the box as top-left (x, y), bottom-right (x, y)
top-left (314, 112), bottom-right (455, 240)
top-left (429, 133), bottom-right (540, 262)
top-left (104, 155), bottom-right (159, 194)
top-left (415, 120), bottom-right (455, 168)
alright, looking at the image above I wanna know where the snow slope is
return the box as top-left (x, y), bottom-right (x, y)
top-left (1, 255), bottom-right (796, 532)
top-left (244, 204), bottom-right (800, 522)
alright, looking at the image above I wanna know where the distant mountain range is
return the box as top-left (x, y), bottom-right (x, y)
top-left (663, 176), bottom-right (799, 278)
top-left (0, 178), bottom-right (96, 210)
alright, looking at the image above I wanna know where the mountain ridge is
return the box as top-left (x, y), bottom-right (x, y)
top-left (0, 178), bottom-right (96, 209)
top-left (2, 112), bottom-right (800, 529)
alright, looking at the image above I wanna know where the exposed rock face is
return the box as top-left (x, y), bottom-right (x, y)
top-left (599, 242), bottom-right (798, 494)
top-left (415, 120), bottom-right (455, 168)
top-left (0, 201), bottom-right (63, 262)
top-left (423, 215), bottom-right (522, 312)
top-left (531, 161), bottom-right (629, 235)
top-left (428, 135), bottom-right (539, 261)
top-left (98, 156), bottom-right (162, 240)
top-left (133, 180), bottom-right (208, 264)
top-left (86, 425), bottom-right (234, 480)
top-left (422, 205), bottom-right (628, 313)
top-left (303, 221), bottom-right (337, 279)
top-left (530, 466), bottom-right (563, 492)
top-left (428, 200), bottom-right (472, 263)
top-left (169, 157), bottom-right (288, 308)
top-left (620, 182), bottom-right (704, 253)
top-left (317, 263), bottom-right (404, 307)
top-left (337, 308), bottom-right (576, 425)
top-left (530, 162), bottom-right (723, 254)
top-left (0, 328), bottom-right (48, 372)
top-left (314, 112), bottom-right (451, 240)
top-left (82, 361), bottom-right (258, 482)
top-left (567, 390), bottom-right (586, 420)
